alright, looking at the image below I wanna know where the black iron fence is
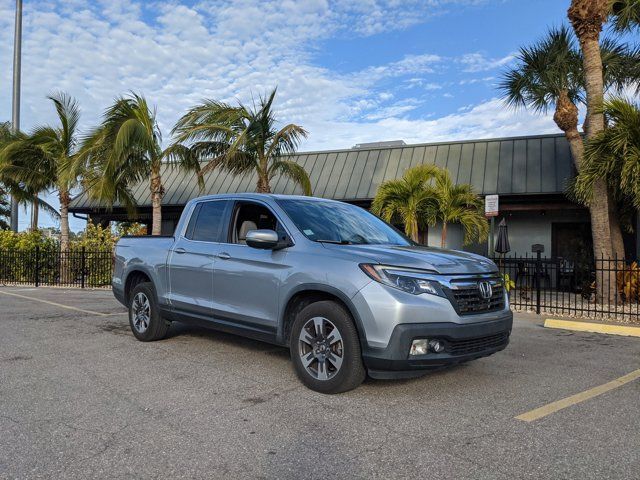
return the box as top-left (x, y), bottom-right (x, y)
top-left (1, 247), bottom-right (638, 321)
top-left (0, 247), bottom-right (112, 288)
top-left (492, 254), bottom-right (640, 321)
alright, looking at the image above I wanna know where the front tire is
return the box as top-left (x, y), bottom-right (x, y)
top-left (128, 282), bottom-right (170, 342)
top-left (290, 300), bottom-right (366, 394)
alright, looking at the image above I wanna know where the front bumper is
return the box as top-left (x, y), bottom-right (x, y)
top-left (362, 311), bottom-right (513, 379)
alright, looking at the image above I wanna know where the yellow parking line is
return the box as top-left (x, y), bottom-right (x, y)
top-left (0, 289), bottom-right (121, 317)
top-left (516, 368), bottom-right (640, 422)
top-left (545, 318), bottom-right (640, 337)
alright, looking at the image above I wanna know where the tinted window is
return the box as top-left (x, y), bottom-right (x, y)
top-left (277, 199), bottom-right (411, 246)
top-left (187, 201), bottom-right (229, 242)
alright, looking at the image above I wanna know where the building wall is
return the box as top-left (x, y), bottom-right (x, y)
top-left (424, 209), bottom-right (591, 257)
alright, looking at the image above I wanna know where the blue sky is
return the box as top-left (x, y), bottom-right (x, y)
top-left (0, 0), bottom-right (595, 231)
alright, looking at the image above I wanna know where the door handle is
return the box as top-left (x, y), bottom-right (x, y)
top-left (174, 248), bottom-right (186, 254)
top-left (216, 252), bottom-right (231, 260)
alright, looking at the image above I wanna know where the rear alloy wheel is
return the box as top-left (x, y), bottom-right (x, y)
top-left (290, 300), bottom-right (365, 394)
top-left (128, 282), bottom-right (170, 342)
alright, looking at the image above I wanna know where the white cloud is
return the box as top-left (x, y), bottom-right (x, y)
top-left (458, 52), bottom-right (516, 72)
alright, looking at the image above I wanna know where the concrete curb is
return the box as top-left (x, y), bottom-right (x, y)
top-left (544, 318), bottom-right (640, 338)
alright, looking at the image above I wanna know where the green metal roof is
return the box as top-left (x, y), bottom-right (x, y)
top-left (69, 133), bottom-right (573, 210)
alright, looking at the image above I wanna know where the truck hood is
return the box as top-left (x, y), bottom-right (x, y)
top-left (323, 244), bottom-right (498, 275)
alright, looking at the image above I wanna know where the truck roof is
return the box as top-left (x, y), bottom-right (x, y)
top-left (188, 193), bottom-right (344, 204)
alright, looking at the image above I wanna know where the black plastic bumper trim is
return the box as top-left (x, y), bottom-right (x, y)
top-left (362, 311), bottom-right (513, 378)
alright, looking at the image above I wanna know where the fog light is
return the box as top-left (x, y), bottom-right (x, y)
top-left (409, 339), bottom-right (429, 356)
top-left (428, 339), bottom-right (445, 353)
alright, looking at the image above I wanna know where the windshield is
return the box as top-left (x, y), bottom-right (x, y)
top-left (277, 199), bottom-right (412, 246)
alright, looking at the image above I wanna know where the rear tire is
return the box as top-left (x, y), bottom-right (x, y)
top-left (290, 300), bottom-right (366, 394)
top-left (128, 282), bottom-right (170, 342)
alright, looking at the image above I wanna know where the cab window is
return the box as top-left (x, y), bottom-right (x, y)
top-left (185, 200), bottom-right (229, 242)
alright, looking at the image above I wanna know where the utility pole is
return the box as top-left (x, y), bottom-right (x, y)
top-left (10, 0), bottom-right (23, 232)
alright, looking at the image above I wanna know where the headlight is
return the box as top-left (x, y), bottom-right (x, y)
top-left (359, 264), bottom-right (444, 296)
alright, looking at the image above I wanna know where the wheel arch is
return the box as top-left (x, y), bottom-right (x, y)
top-left (123, 269), bottom-right (153, 305)
top-left (279, 284), bottom-right (368, 348)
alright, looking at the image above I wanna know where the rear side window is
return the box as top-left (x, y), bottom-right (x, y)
top-left (186, 200), bottom-right (229, 242)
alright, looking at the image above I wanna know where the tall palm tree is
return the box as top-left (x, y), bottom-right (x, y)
top-left (78, 93), bottom-right (200, 235)
top-left (424, 169), bottom-right (488, 248)
top-left (371, 164), bottom-right (442, 243)
top-left (171, 88), bottom-right (311, 195)
top-left (0, 93), bottom-right (78, 249)
top-left (500, 26), bottom-right (637, 300)
top-left (574, 98), bottom-right (640, 209)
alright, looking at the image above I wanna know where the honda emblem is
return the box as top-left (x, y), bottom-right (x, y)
top-left (478, 281), bottom-right (492, 300)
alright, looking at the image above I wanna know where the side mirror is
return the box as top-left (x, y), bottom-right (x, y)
top-left (245, 229), bottom-right (280, 250)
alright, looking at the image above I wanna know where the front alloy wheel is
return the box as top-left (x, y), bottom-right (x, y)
top-left (298, 317), bottom-right (344, 381)
top-left (290, 300), bottom-right (365, 394)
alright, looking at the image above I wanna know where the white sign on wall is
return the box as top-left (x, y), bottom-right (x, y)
top-left (485, 195), bottom-right (499, 217)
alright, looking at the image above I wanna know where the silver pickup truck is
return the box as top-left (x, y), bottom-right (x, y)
top-left (112, 193), bottom-right (512, 393)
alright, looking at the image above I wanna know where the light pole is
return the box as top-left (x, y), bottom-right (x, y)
top-left (10, 0), bottom-right (23, 232)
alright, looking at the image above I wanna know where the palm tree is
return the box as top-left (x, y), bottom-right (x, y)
top-left (0, 93), bottom-right (79, 249)
top-left (574, 98), bottom-right (640, 210)
top-left (1, 120), bottom-right (64, 232)
top-left (425, 169), bottom-right (488, 248)
top-left (371, 164), bottom-right (442, 243)
top-left (171, 88), bottom-right (311, 195)
top-left (499, 26), bottom-right (638, 300)
top-left (78, 93), bottom-right (200, 235)
top-left (611, 0), bottom-right (640, 32)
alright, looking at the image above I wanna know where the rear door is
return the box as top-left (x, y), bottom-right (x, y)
top-left (167, 199), bottom-right (231, 317)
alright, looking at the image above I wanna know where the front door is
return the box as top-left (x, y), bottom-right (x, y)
top-left (211, 200), bottom-right (291, 331)
top-left (167, 199), bottom-right (231, 317)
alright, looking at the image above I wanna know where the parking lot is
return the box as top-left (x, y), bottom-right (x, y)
top-left (1, 287), bottom-right (639, 479)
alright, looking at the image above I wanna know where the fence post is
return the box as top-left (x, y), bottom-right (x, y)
top-left (81, 246), bottom-right (86, 289)
top-left (535, 250), bottom-right (541, 315)
top-left (34, 246), bottom-right (40, 288)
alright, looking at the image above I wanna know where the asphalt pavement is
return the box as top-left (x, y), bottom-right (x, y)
top-left (1, 286), bottom-right (639, 479)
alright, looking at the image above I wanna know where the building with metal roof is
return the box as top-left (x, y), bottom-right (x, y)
top-left (68, 133), bottom-right (637, 257)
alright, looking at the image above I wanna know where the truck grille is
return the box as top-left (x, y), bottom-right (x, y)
top-left (447, 332), bottom-right (509, 355)
top-left (445, 278), bottom-right (505, 315)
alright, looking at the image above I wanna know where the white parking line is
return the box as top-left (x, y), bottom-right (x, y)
top-left (0, 290), bottom-right (125, 317)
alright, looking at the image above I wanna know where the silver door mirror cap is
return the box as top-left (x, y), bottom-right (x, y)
top-left (246, 229), bottom-right (279, 249)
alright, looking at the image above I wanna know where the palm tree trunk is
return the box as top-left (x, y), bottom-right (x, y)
top-left (31, 196), bottom-right (39, 230)
top-left (409, 217), bottom-right (419, 243)
top-left (59, 190), bottom-right (70, 252)
top-left (608, 197), bottom-right (625, 259)
top-left (553, 90), bottom-right (584, 168)
top-left (256, 163), bottom-right (271, 193)
top-left (59, 189), bottom-right (71, 283)
top-left (150, 168), bottom-right (163, 236)
top-left (568, 0), bottom-right (609, 136)
top-left (441, 222), bottom-right (447, 248)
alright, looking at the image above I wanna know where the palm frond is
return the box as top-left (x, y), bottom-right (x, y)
top-left (268, 160), bottom-right (312, 195)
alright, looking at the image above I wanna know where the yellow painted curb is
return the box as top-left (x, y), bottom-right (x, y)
top-left (544, 318), bottom-right (640, 338)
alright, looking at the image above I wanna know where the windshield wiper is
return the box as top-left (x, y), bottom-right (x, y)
top-left (316, 239), bottom-right (352, 245)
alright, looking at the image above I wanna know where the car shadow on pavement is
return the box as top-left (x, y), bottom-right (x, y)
top-left (164, 321), bottom-right (291, 358)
